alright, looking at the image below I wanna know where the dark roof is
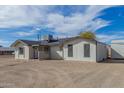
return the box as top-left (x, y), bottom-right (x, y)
top-left (48, 36), bottom-right (80, 45)
top-left (19, 36), bottom-right (83, 46)
top-left (19, 40), bottom-right (42, 45)
top-left (11, 36), bottom-right (98, 47)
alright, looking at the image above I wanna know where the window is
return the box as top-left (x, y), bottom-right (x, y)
top-left (68, 44), bottom-right (73, 57)
top-left (19, 47), bottom-right (24, 55)
top-left (84, 44), bottom-right (90, 57)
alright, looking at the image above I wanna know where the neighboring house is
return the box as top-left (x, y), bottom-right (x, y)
top-left (11, 35), bottom-right (108, 62)
top-left (111, 40), bottom-right (124, 59)
top-left (0, 47), bottom-right (15, 55)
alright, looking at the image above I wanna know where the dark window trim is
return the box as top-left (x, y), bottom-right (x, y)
top-left (84, 44), bottom-right (90, 57)
top-left (19, 47), bottom-right (24, 55)
top-left (68, 44), bottom-right (73, 57)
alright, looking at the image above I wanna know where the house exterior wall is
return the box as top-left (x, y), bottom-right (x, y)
top-left (96, 42), bottom-right (107, 61)
top-left (63, 38), bottom-right (97, 62)
top-left (39, 51), bottom-right (49, 59)
top-left (38, 46), bottom-right (50, 59)
top-left (50, 45), bottom-right (63, 59)
top-left (29, 46), bottom-right (34, 59)
top-left (111, 43), bottom-right (124, 59)
top-left (15, 43), bottom-right (30, 60)
top-left (13, 39), bottom-right (108, 61)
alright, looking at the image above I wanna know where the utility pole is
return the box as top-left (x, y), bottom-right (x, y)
top-left (37, 30), bottom-right (41, 41)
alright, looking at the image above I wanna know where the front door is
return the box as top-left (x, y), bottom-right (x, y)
top-left (33, 47), bottom-right (38, 59)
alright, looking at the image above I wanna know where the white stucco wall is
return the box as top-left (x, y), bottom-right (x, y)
top-left (111, 43), bottom-right (124, 59)
top-left (63, 38), bottom-right (97, 62)
top-left (50, 46), bottom-right (63, 59)
top-left (14, 42), bottom-right (30, 60)
top-left (96, 42), bottom-right (107, 61)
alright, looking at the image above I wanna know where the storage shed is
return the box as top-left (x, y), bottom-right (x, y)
top-left (111, 40), bottom-right (124, 59)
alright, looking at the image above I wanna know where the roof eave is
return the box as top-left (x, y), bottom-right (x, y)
top-left (10, 40), bottom-right (29, 47)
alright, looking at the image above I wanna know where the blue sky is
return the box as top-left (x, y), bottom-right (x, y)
top-left (0, 5), bottom-right (124, 46)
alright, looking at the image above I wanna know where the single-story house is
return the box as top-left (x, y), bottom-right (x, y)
top-left (11, 35), bottom-right (108, 62)
top-left (111, 40), bottom-right (124, 59)
top-left (0, 47), bottom-right (15, 55)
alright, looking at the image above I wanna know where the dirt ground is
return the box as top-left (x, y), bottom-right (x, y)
top-left (0, 55), bottom-right (124, 88)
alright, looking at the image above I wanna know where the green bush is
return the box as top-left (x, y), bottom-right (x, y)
top-left (79, 31), bottom-right (96, 39)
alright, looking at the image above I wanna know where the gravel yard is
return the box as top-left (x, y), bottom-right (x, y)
top-left (0, 55), bottom-right (124, 88)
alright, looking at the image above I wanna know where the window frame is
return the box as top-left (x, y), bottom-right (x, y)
top-left (84, 44), bottom-right (90, 57)
top-left (68, 44), bottom-right (73, 57)
top-left (19, 47), bottom-right (24, 55)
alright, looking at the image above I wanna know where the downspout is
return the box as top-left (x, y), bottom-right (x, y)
top-left (48, 46), bottom-right (51, 59)
top-left (38, 44), bottom-right (40, 60)
top-left (61, 43), bottom-right (64, 60)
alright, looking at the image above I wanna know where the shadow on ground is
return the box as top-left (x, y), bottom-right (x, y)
top-left (98, 59), bottom-right (124, 64)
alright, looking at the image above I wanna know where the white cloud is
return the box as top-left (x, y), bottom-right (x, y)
top-left (45, 5), bottom-right (113, 36)
top-left (97, 34), bottom-right (124, 43)
top-left (0, 5), bottom-right (116, 40)
top-left (15, 31), bottom-right (34, 36)
top-left (0, 6), bottom-right (114, 31)
top-left (0, 6), bottom-right (52, 28)
top-left (15, 27), bottom-right (42, 36)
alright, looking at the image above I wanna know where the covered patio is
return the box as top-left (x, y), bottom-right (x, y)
top-left (32, 45), bottom-right (50, 60)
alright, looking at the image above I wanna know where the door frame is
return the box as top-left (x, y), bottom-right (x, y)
top-left (33, 46), bottom-right (38, 59)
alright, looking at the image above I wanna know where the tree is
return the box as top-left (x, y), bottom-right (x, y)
top-left (79, 31), bottom-right (96, 39)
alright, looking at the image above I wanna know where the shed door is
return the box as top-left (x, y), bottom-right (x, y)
top-left (33, 47), bottom-right (38, 59)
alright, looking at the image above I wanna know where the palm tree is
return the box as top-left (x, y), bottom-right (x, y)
top-left (79, 31), bottom-right (96, 39)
